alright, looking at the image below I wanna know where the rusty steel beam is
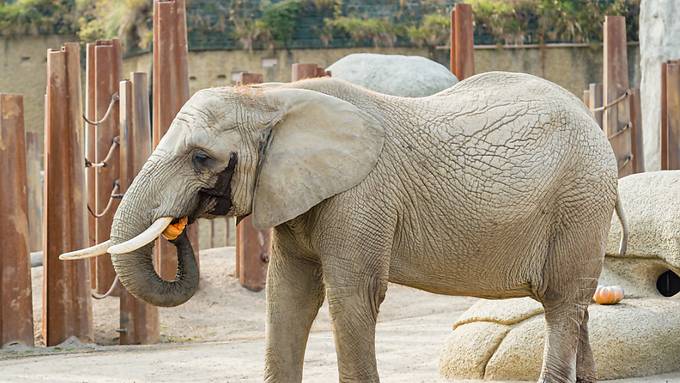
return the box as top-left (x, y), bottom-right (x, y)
top-left (153, 0), bottom-right (198, 280)
top-left (628, 88), bottom-right (645, 173)
top-left (667, 61), bottom-right (680, 170)
top-left (661, 62), bottom-right (669, 170)
top-left (43, 43), bottom-right (93, 346)
top-left (603, 16), bottom-right (632, 177)
top-left (0, 94), bottom-right (34, 347)
top-left (94, 40), bottom-right (122, 296)
top-left (233, 73), bottom-right (269, 290)
top-left (450, 3), bottom-right (475, 80)
top-left (119, 74), bottom-right (160, 345)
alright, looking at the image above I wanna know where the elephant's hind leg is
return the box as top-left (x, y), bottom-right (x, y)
top-left (576, 309), bottom-right (597, 383)
top-left (538, 227), bottom-right (604, 383)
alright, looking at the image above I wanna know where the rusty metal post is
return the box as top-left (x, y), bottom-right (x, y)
top-left (233, 72), bottom-right (269, 290)
top-left (25, 131), bottom-right (43, 252)
top-left (153, 0), bottom-right (198, 280)
top-left (450, 3), bottom-right (475, 80)
top-left (603, 16), bottom-right (632, 177)
top-left (666, 61), bottom-right (680, 170)
top-left (291, 64), bottom-right (321, 82)
top-left (0, 94), bottom-right (34, 347)
top-left (93, 40), bottom-right (122, 296)
top-left (628, 88), bottom-right (645, 173)
top-left (582, 89), bottom-right (590, 107)
top-left (119, 74), bottom-right (160, 345)
top-left (588, 83), bottom-right (604, 129)
top-left (43, 43), bottom-right (93, 346)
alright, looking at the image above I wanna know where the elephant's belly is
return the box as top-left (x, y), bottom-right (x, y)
top-left (387, 250), bottom-right (539, 300)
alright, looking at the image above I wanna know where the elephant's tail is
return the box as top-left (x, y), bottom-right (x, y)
top-left (615, 194), bottom-right (628, 257)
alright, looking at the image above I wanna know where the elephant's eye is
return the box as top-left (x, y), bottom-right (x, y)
top-left (192, 150), bottom-right (213, 170)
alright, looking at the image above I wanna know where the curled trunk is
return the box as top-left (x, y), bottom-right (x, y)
top-left (110, 192), bottom-right (198, 307)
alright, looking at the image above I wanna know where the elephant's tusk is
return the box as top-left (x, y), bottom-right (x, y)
top-left (107, 217), bottom-right (174, 255)
top-left (59, 240), bottom-right (111, 260)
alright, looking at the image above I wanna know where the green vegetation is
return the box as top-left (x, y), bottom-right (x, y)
top-left (0, 0), bottom-right (640, 52)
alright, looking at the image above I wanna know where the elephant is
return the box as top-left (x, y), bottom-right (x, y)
top-left (326, 53), bottom-right (458, 97)
top-left (62, 71), bottom-right (627, 383)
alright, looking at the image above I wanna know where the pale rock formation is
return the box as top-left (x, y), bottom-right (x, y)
top-left (326, 53), bottom-right (458, 97)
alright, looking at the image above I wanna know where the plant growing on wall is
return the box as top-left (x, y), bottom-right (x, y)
top-left (325, 16), bottom-right (401, 48)
top-left (259, 0), bottom-right (305, 49)
top-left (407, 13), bottom-right (450, 54)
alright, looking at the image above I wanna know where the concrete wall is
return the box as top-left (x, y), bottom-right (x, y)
top-left (123, 44), bottom-right (640, 101)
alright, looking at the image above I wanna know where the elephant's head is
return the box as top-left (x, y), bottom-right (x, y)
top-left (62, 84), bottom-right (384, 307)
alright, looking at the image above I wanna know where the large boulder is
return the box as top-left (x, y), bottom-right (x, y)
top-left (440, 171), bottom-right (680, 381)
top-left (326, 53), bottom-right (458, 97)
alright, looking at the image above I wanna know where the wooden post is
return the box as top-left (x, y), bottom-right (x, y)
top-left (0, 94), bottom-right (34, 347)
top-left (661, 61), bottom-right (669, 170)
top-left (666, 61), bottom-right (680, 170)
top-left (234, 72), bottom-right (270, 291)
top-left (43, 43), bottom-right (93, 346)
top-left (94, 40), bottom-right (122, 296)
top-left (153, 0), bottom-right (198, 280)
top-left (588, 83), bottom-right (604, 129)
top-left (119, 74), bottom-right (160, 345)
top-left (603, 16), bottom-right (632, 177)
top-left (25, 131), bottom-right (43, 252)
top-left (629, 88), bottom-right (645, 173)
top-left (450, 3), bottom-right (475, 80)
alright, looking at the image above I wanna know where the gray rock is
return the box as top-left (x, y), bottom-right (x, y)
top-left (326, 53), bottom-right (458, 97)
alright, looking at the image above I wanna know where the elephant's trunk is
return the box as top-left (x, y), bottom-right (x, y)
top-left (110, 190), bottom-right (199, 307)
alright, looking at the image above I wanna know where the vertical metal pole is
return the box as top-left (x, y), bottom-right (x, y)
top-left (94, 40), bottom-right (121, 296)
top-left (0, 93), bottom-right (34, 347)
top-left (661, 62), bottom-right (669, 170)
top-left (603, 16), bottom-right (632, 177)
top-left (628, 88), bottom-right (645, 173)
top-left (85, 43), bottom-right (98, 288)
top-left (153, 0), bottom-right (198, 280)
top-left (43, 43), bottom-right (93, 346)
top-left (588, 83), bottom-right (604, 129)
top-left (119, 74), bottom-right (160, 345)
top-left (25, 131), bottom-right (43, 252)
top-left (450, 3), bottom-right (474, 80)
top-left (666, 61), bottom-right (680, 170)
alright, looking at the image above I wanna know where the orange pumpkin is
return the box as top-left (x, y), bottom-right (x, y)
top-left (593, 285), bottom-right (624, 305)
top-left (162, 217), bottom-right (188, 241)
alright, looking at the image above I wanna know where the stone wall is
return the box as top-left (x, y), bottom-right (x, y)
top-left (639, 0), bottom-right (680, 171)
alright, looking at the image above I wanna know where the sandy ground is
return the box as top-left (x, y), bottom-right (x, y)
top-left (1, 247), bottom-right (679, 382)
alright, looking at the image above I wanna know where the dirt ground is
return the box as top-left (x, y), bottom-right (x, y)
top-left (1, 247), bottom-right (679, 382)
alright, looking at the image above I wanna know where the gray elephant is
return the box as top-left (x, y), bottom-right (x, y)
top-left (63, 72), bottom-right (626, 383)
top-left (326, 53), bottom-right (458, 97)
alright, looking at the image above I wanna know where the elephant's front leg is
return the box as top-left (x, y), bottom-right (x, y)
top-left (322, 249), bottom-right (389, 383)
top-left (264, 238), bottom-right (325, 383)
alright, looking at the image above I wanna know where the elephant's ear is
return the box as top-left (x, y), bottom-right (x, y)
top-left (251, 89), bottom-right (384, 229)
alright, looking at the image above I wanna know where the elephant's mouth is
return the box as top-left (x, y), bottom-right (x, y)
top-left (196, 153), bottom-right (238, 218)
